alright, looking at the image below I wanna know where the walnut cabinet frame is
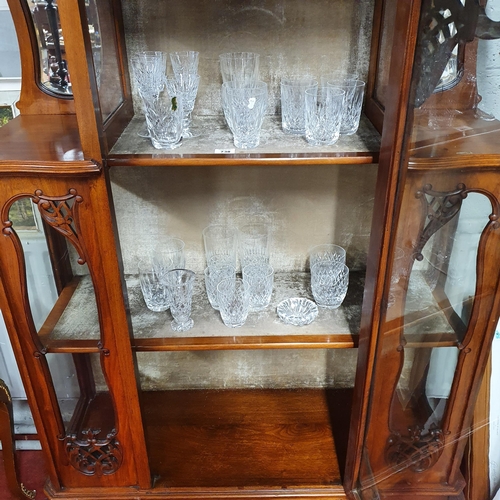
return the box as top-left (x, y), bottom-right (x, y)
top-left (0, 0), bottom-right (499, 499)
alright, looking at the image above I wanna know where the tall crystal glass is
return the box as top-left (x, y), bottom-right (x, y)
top-left (165, 269), bottom-right (195, 331)
top-left (219, 52), bottom-right (260, 86)
top-left (238, 222), bottom-right (270, 268)
top-left (165, 74), bottom-right (200, 138)
top-left (223, 81), bottom-right (268, 149)
top-left (170, 50), bottom-right (199, 78)
top-left (130, 51), bottom-right (167, 138)
top-left (204, 264), bottom-right (236, 310)
top-left (203, 224), bottom-right (238, 269)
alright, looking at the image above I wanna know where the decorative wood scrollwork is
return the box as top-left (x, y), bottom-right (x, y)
top-left (414, 183), bottom-right (468, 261)
top-left (65, 428), bottom-right (122, 476)
top-left (386, 426), bottom-right (444, 473)
top-left (32, 189), bottom-right (86, 264)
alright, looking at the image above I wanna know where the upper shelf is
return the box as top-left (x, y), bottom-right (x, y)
top-left (108, 114), bottom-right (381, 166)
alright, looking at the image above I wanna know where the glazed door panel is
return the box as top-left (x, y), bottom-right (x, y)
top-left (349, 0), bottom-right (500, 498)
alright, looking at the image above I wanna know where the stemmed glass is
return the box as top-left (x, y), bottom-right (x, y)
top-left (169, 51), bottom-right (200, 138)
top-left (130, 51), bottom-right (167, 138)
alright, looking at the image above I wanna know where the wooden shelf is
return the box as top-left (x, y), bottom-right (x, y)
top-left (80, 388), bottom-right (351, 495)
top-left (409, 110), bottom-right (500, 169)
top-left (39, 272), bottom-right (364, 352)
top-left (39, 268), bottom-right (461, 352)
top-left (108, 114), bottom-right (380, 166)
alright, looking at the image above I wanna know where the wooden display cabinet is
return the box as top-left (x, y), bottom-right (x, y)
top-left (0, 0), bottom-right (499, 499)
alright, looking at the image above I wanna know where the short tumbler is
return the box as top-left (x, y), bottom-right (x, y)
top-left (327, 79), bottom-right (365, 135)
top-left (242, 264), bottom-right (274, 311)
top-left (165, 269), bottom-right (195, 331)
top-left (304, 86), bottom-right (345, 146)
top-left (309, 244), bottom-right (346, 270)
top-left (311, 262), bottom-right (349, 309)
top-left (138, 260), bottom-right (169, 312)
top-left (280, 76), bottom-right (318, 134)
top-left (143, 91), bottom-right (184, 149)
top-left (217, 277), bottom-right (250, 327)
top-left (204, 264), bottom-right (236, 310)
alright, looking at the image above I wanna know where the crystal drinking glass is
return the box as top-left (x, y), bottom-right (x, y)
top-left (219, 52), bottom-right (260, 86)
top-left (170, 50), bottom-right (199, 78)
top-left (130, 51), bottom-right (167, 138)
top-left (223, 81), bottom-right (268, 149)
top-left (280, 76), bottom-right (318, 135)
top-left (142, 90), bottom-right (184, 149)
top-left (327, 79), bottom-right (365, 135)
top-left (217, 277), bottom-right (250, 328)
top-left (311, 262), bottom-right (349, 309)
top-left (309, 244), bottom-right (346, 270)
top-left (165, 74), bottom-right (200, 138)
top-left (202, 224), bottom-right (238, 269)
top-left (204, 264), bottom-right (236, 310)
top-left (164, 269), bottom-right (195, 331)
top-left (242, 264), bottom-right (274, 311)
top-left (304, 86), bottom-right (345, 146)
top-left (153, 238), bottom-right (186, 282)
top-left (238, 222), bottom-right (270, 268)
top-left (138, 259), bottom-right (169, 312)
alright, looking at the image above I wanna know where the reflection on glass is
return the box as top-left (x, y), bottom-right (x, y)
top-left (391, 193), bottom-right (491, 435)
top-left (409, 0), bottom-right (500, 156)
top-left (84, 0), bottom-right (124, 122)
top-left (26, 0), bottom-right (72, 95)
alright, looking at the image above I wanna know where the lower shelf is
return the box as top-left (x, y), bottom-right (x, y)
top-left (70, 388), bottom-right (351, 496)
top-left (140, 388), bottom-right (351, 492)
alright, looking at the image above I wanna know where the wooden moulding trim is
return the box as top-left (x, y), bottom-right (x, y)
top-left (44, 485), bottom-right (348, 499)
top-left (409, 155), bottom-right (500, 170)
top-left (0, 160), bottom-right (101, 176)
top-left (107, 152), bottom-right (380, 167)
top-left (43, 335), bottom-right (358, 354)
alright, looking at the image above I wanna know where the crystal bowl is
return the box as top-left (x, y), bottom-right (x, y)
top-left (276, 298), bottom-right (318, 326)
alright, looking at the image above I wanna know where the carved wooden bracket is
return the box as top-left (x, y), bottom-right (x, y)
top-left (32, 189), bottom-right (86, 264)
top-left (414, 183), bottom-right (468, 261)
top-left (65, 428), bottom-right (123, 476)
top-left (386, 426), bottom-right (445, 473)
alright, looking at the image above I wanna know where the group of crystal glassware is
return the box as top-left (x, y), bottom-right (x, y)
top-left (137, 228), bottom-right (349, 331)
top-left (203, 223), bottom-right (274, 327)
top-left (130, 50), bottom-right (200, 150)
top-left (276, 244), bottom-right (350, 326)
top-left (220, 52), bottom-right (365, 149)
top-left (130, 50), bottom-right (365, 150)
top-left (136, 223), bottom-right (274, 331)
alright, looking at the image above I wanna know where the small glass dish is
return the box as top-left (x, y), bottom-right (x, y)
top-left (276, 297), bottom-right (318, 326)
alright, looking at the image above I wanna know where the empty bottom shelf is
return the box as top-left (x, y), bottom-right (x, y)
top-left (140, 388), bottom-right (351, 492)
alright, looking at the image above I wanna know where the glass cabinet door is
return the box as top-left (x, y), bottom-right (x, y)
top-left (352, 0), bottom-right (500, 498)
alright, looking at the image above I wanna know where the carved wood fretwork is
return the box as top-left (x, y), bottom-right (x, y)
top-left (414, 183), bottom-right (468, 260)
top-left (32, 189), bottom-right (86, 264)
top-left (386, 426), bottom-right (445, 473)
top-left (65, 428), bottom-right (122, 476)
